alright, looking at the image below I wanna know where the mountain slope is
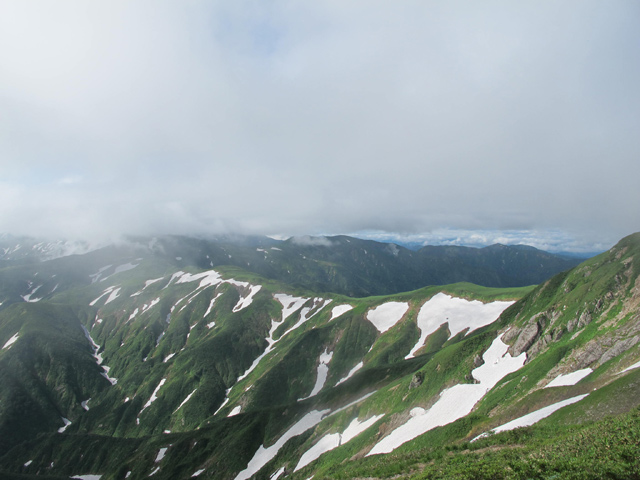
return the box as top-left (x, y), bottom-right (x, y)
top-left (0, 234), bottom-right (637, 480)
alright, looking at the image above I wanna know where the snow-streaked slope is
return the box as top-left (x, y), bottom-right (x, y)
top-left (81, 325), bottom-right (117, 385)
top-left (368, 333), bottom-right (526, 455)
top-left (234, 409), bottom-right (331, 480)
top-left (295, 414), bottom-right (385, 471)
top-left (274, 294), bottom-right (309, 322)
top-left (366, 302), bottom-right (409, 333)
top-left (475, 394), bottom-right (589, 441)
top-left (406, 293), bottom-right (514, 359)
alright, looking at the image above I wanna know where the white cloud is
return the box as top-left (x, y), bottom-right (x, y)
top-left (0, 1), bottom-right (638, 247)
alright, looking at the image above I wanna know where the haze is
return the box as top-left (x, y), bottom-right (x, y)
top-left (1, 1), bottom-right (638, 252)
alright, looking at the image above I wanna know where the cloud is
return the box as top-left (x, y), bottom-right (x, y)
top-left (0, 1), bottom-right (638, 250)
top-left (290, 236), bottom-right (335, 247)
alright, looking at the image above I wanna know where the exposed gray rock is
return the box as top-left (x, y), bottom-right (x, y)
top-left (598, 336), bottom-right (640, 366)
top-left (409, 372), bottom-right (424, 390)
top-left (473, 354), bottom-right (484, 368)
top-left (511, 322), bottom-right (541, 357)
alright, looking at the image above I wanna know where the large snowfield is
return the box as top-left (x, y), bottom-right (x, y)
top-left (406, 293), bottom-right (514, 359)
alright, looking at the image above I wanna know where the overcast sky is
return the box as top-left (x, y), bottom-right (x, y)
top-left (1, 1), bottom-right (638, 251)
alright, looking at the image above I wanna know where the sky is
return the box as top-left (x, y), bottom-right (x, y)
top-left (1, 1), bottom-right (639, 252)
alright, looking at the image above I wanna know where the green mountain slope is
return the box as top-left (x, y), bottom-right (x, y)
top-left (0, 233), bottom-right (637, 480)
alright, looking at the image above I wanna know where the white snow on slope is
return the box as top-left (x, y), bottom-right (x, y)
top-left (155, 447), bottom-right (168, 462)
top-left (21, 284), bottom-right (42, 302)
top-left (295, 414), bottom-right (385, 471)
top-left (299, 350), bottom-right (334, 401)
top-left (58, 417), bottom-right (71, 433)
top-left (546, 368), bottom-right (593, 388)
top-left (191, 469), bottom-right (206, 477)
top-left (81, 325), bottom-right (117, 385)
top-left (282, 298), bottom-right (332, 338)
top-left (228, 406), bottom-right (242, 417)
top-left (71, 475), bottom-right (102, 480)
top-left (234, 409), bottom-right (331, 480)
top-left (406, 293), bottom-right (514, 359)
top-left (236, 316), bottom-right (285, 383)
top-left (90, 286), bottom-right (118, 306)
top-left (139, 378), bottom-right (167, 418)
top-left (131, 277), bottom-right (165, 296)
top-left (174, 389), bottom-right (197, 413)
top-left (275, 294), bottom-right (309, 322)
top-left (330, 304), bottom-right (354, 321)
top-left (366, 302), bottom-right (409, 333)
top-left (270, 466), bottom-right (285, 480)
top-left (2, 332), bottom-right (19, 350)
top-left (474, 394), bottom-right (589, 441)
top-left (233, 285), bottom-right (262, 312)
top-left (99, 262), bottom-right (139, 282)
top-left (24, 460), bottom-right (32, 467)
top-left (170, 270), bottom-right (262, 313)
top-left (104, 288), bottom-right (121, 305)
top-left (336, 361), bottom-right (364, 386)
top-left (204, 292), bottom-right (224, 318)
top-left (621, 359), bottom-right (640, 373)
top-left (128, 308), bottom-right (139, 321)
top-left (368, 333), bottom-right (527, 455)
top-left (89, 265), bottom-right (112, 283)
top-left (81, 399), bottom-right (91, 411)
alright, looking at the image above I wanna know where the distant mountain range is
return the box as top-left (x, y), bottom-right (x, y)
top-left (1, 234), bottom-right (585, 297)
top-left (0, 232), bottom-right (638, 479)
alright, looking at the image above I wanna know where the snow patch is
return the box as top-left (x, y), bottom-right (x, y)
top-left (104, 287), bottom-right (121, 305)
top-left (58, 417), bottom-right (72, 433)
top-left (233, 285), bottom-right (262, 312)
top-left (21, 284), bottom-right (42, 302)
top-left (621, 359), bottom-right (640, 373)
top-left (368, 333), bottom-right (526, 455)
top-left (191, 469), bottom-right (206, 477)
top-left (546, 368), bottom-right (593, 388)
top-left (81, 399), bottom-right (91, 411)
top-left (2, 332), bottom-right (19, 350)
top-left (336, 361), bottom-right (364, 386)
top-left (155, 447), bottom-right (168, 462)
top-left (299, 350), bottom-right (333, 401)
top-left (139, 378), bottom-right (167, 418)
top-left (71, 476), bottom-right (102, 480)
top-left (366, 302), bottom-right (409, 333)
top-left (474, 394), bottom-right (589, 441)
top-left (228, 406), bottom-right (242, 417)
top-left (274, 294), bottom-right (309, 322)
top-left (24, 460), bottom-right (32, 467)
top-left (330, 304), bottom-right (354, 321)
top-left (163, 353), bottom-right (176, 363)
top-left (406, 293), bottom-right (514, 359)
top-left (174, 389), bottom-right (197, 413)
top-left (81, 325), bottom-right (117, 385)
top-left (204, 292), bottom-right (224, 318)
